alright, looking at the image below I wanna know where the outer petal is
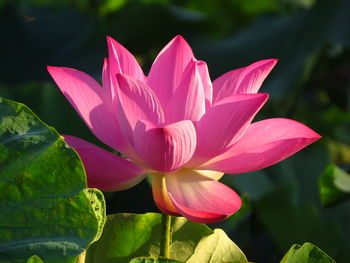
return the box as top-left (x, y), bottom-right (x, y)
top-left (106, 36), bottom-right (144, 81)
top-left (116, 73), bottom-right (165, 145)
top-left (191, 93), bottom-right (268, 165)
top-left (133, 120), bottom-right (196, 173)
top-left (164, 59), bottom-right (206, 124)
top-left (63, 135), bottom-right (147, 191)
top-left (106, 36), bottom-right (145, 107)
top-left (199, 118), bottom-right (321, 173)
top-left (166, 169), bottom-right (242, 224)
top-left (147, 35), bottom-right (194, 107)
top-left (213, 59), bottom-right (277, 104)
top-left (47, 66), bottom-right (127, 152)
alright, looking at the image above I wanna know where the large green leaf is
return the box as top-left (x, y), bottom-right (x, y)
top-left (319, 164), bottom-right (350, 206)
top-left (280, 242), bottom-right (335, 263)
top-left (0, 98), bottom-right (106, 262)
top-left (85, 213), bottom-right (248, 263)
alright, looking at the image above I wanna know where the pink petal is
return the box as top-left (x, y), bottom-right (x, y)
top-left (192, 93), bottom-right (268, 165)
top-left (63, 135), bottom-right (147, 191)
top-left (133, 120), bottom-right (196, 173)
top-left (47, 66), bottom-right (127, 152)
top-left (152, 173), bottom-right (179, 215)
top-left (106, 36), bottom-right (145, 106)
top-left (200, 118), bottom-right (321, 173)
top-left (106, 36), bottom-right (145, 81)
top-left (197, 61), bottom-right (213, 110)
top-left (147, 35), bottom-right (195, 107)
top-left (164, 59), bottom-right (206, 124)
top-left (116, 73), bottom-right (165, 145)
top-left (102, 58), bottom-right (113, 101)
top-left (213, 59), bottom-right (277, 104)
top-left (166, 169), bottom-right (242, 223)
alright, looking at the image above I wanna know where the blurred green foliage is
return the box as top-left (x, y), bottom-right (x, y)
top-left (319, 164), bottom-right (350, 206)
top-left (1, 0), bottom-right (349, 262)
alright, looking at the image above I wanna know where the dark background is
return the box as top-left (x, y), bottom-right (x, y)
top-left (1, 0), bottom-right (350, 262)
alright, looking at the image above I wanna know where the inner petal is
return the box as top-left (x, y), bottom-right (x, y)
top-left (133, 120), bottom-right (196, 173)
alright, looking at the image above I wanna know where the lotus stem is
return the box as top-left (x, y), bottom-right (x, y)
top-left (160, 213), bottom-right (172, 258)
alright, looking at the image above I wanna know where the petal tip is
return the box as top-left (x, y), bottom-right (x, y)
top-left (47, 65), bottom-right (58, 73)
top-left (106, 35), bottom-right (114, 44)
top-left (106, 35), bottom-right (124, 53)
top-left (196, 60), bottom-right (206, 66)
top-left (170, 34), bottom-right (190, 48)
top-left (174, 34), bottom-right (185, 41)
top-left (268, 58), bottom-right (279, 68)
top-left (257, 92), bottom-right (269, 102)
top-left (312, 131), bottom-right (322, 140)
top-left (267, 58), bottom-right (279, 64)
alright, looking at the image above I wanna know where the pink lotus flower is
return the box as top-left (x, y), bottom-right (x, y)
top-left (47, 35), bottom-right (321, 223)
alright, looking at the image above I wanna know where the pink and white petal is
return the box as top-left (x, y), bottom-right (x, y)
top-left (197, 60), bottom-right (213, 110)
top-left (192, 169), bottom-right (225, 181)
top-left (164, 60), bottom-right (206, 124)
top-left (200, 118), bottom-right (321, 173)
top-left (152, 173), bottom-right (179, 215)
top-left (47, 66), bottom-right (127, 152)
top-left (63, 135), bottom-right (147, 191)
top-left (192, 93), bottom-right (268, 165)
top-left (116, 73), bottom-right (165, 145)
top-left (106, 36), bottom-right (145, 81)
top-left (166, 169), bottom-right (242, 224)
top-left (147, 35), bottom-right (195, 107)
top-left (213, 59), bottom-right (277, 103)
top-left (133, 120), bottom-right (196, 173)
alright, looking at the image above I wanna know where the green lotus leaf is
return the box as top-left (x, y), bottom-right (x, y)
top-left (0, 98), bottom-right (106, 262)
top-left (281, 242), bottom-right (335, 263)
top-left (86, 213), bottom-right (247, 263)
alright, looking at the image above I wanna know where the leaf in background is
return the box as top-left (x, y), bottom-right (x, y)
top-left (85, 213), bottom-right (248, 263)
top-left (280, 242), bottom-right (335, 263)
top-left (129, 257), bottom-right (182, 263)
top-left (223, 170), bottom-right (274, 201)
top-left (319, 164), bottom-right (350, 206)
top-left (197, 0), bottom-right (350, 112)
top-left (255, 185), bottom-right (346, 259)
top-left (98, 0), bottom-right (129, 15)
top-left (231, 0), bottom-right (279, 15)
top-left (26, 256), bottom-right (44, 263)
top-left (326, 140), bottom-right (350, 164)
top-left (0, 2), bottom-right (97, 84)
top-left (0, 97), bottom-right (106, 262)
